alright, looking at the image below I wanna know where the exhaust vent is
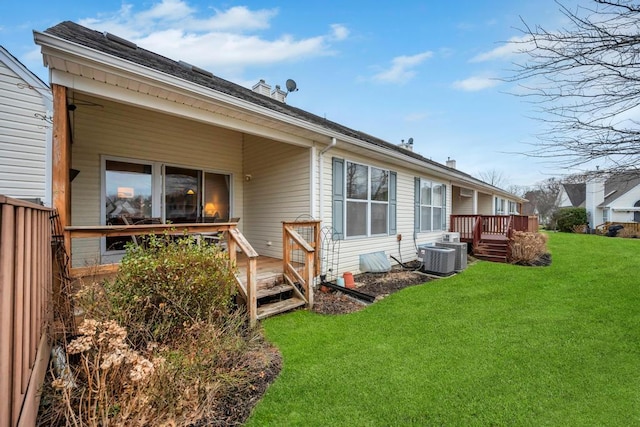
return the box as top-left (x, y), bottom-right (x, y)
top-left (104, 32), bottom-right (137, 49)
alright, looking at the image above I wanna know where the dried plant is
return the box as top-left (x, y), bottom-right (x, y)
top-left (618, 228), bottom-right (639, 239)
top-left (571, 224), bottom-right (587, 234)
top-left (48, 319), bottom-right (156, 426)
top-left (510, 231), bottom-right (549, 265)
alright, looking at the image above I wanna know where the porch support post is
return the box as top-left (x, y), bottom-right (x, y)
top-left (472, 190), bottom-right (478, 215)
top-left (52, 84), bottom-right (71, 251)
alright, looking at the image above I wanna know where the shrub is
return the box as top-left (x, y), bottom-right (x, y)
top-left (554, 207), bottom-right (588, 232)
top-left (39, 233), bottom-right (280, 426)
top-left (106, 232), bottom-right (238, 345)
top-left (510, 231), bottom-right (549, 265)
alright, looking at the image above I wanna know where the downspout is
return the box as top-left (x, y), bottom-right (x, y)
top-left (318, 137), bottom-right (337, 221)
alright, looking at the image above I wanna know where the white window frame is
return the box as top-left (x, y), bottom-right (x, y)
top-left (344, 160), bottom-right (390, 238)
top-left (495, 197), bottom-right (506, 215)
top-left (508, 200), bottom-right (519, 215)
top-left (418, 178), bottom-right (446, 232)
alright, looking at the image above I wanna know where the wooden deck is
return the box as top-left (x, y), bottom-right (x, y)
top-left (452, 215), bottom-right (539, 263)
top-left (236, 254), bottom-right (285, 288)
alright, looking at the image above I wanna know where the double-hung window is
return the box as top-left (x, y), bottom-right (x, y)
top-left (332, 157), bottom-right (396, 239)
top-left (508, 200), bottom-right (518, 214)
top-left (416, 178), bottom-right (446, 232)
top-left (346, 161), bottom-right (389, 237)
top-left (495, 197), bottom-right (506, 215)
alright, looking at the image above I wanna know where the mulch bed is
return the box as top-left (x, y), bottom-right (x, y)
top-left (312, 264), bottom-right (432, 315)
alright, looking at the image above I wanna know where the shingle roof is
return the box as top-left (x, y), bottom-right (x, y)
top-left (43, 21), bottom-right (513, 195)
top-left (601, 172), bottom-right (640, 206)
top-left (561, 183), bottom-right (586, 207)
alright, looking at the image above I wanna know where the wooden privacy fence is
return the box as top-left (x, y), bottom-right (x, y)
top-left (0, 196), bottom-right (53, 427)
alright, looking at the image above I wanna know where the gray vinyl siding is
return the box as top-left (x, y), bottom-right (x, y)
top-left (243, 134), bottom-right (311, 258)
top-left (70, 94), bottom-right (244, 266)
top-left (0, 61), bottom-right (49, 202)
top-left (320, 147), bottom-right (451, 275)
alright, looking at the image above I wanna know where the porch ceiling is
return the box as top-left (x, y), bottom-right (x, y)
top-left (42, 53), bottom-right (327, 148)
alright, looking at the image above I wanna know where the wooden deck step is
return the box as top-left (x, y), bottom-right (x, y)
top-left (475, 253), bottom-right (508, 263)
top-left (257, 297), bottom-right (306, 320)
top-left (474, 238), bottom-right (509, 263)
top-left (257, 283), bottom-right (294, 299)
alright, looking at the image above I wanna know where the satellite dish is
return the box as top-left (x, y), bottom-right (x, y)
top-left (286, 79), bottom-right (298, 92)
top-left (408, 137), bottom-right (414, 144)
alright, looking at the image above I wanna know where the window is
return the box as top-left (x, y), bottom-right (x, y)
top-left (495, 197), bottom-right (506, 215)
top-left (346, 161), bottom-right (389, 237)
top-left (105, 160), bottom-right (153, 250)
top-left (102, 156), bottom-right (231, 253)
top-left (602, 207), bottom-right (609, 223)
top-left (508, 201), bottom-right (519, 214)
top-left (416, 178), bottom-right (446, 232)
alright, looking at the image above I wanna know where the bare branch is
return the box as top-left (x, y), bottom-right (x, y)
top-left (509, 0), bottom-right (640, 174)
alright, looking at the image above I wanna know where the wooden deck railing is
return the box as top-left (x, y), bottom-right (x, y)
top-left (450, 215), bottom-right (477, 241)
top-left (450, 214), bottom-right (539, 250)
top-left (596, 221), bottom-right (640, 234)
top-left (0, 196), bottom-right (53, 427)
top-left (65, 222), bottom-right (261, 324)
top-left (226, 228), bottom-right (259, 325)
top-left (282, 220), bottom-right (321, 310)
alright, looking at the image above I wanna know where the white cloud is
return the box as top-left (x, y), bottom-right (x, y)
top-left (371, 51), bottom-right (433, 84)
top-left (194, 6), bottom-right (277, 32)
top-left (471, 35), bottom-right (533, 62)
top-left (452, 76), bottom-right (499, 91)
top-left (330, 24), bottom-right (349, 41)
top-left (78, 0), bottom-right (347, 75)
top-left (137, 0), bottom-right (194, 22)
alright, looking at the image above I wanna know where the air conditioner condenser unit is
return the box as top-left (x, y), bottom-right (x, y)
top-left (442, 232), bottom-right (460, 243)
top-left (418, 246), bottom-right (456, 276)
top-left (435, 241), bottom-right (468, 272)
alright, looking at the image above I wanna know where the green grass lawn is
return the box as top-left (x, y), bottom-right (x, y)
top-left (247, 233), bottom-right (640, 426)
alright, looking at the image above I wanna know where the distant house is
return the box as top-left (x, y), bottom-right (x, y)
top-left (34, 21), bottom-right (525, 273)
top-left (558, 173), bottom-right (640, 226)
top-left (0, 46), bottom-right (52, 205)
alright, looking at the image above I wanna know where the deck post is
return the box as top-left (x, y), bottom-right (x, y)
top-left (52, 84), bottom-right (71, 252)
top-left (304, 250), bottom-right (314, 309)
top-left (247, 258), bottom-right (257, 326)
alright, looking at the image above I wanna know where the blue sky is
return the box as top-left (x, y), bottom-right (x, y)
top-left (0, 0), bottom-right (585, 188)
